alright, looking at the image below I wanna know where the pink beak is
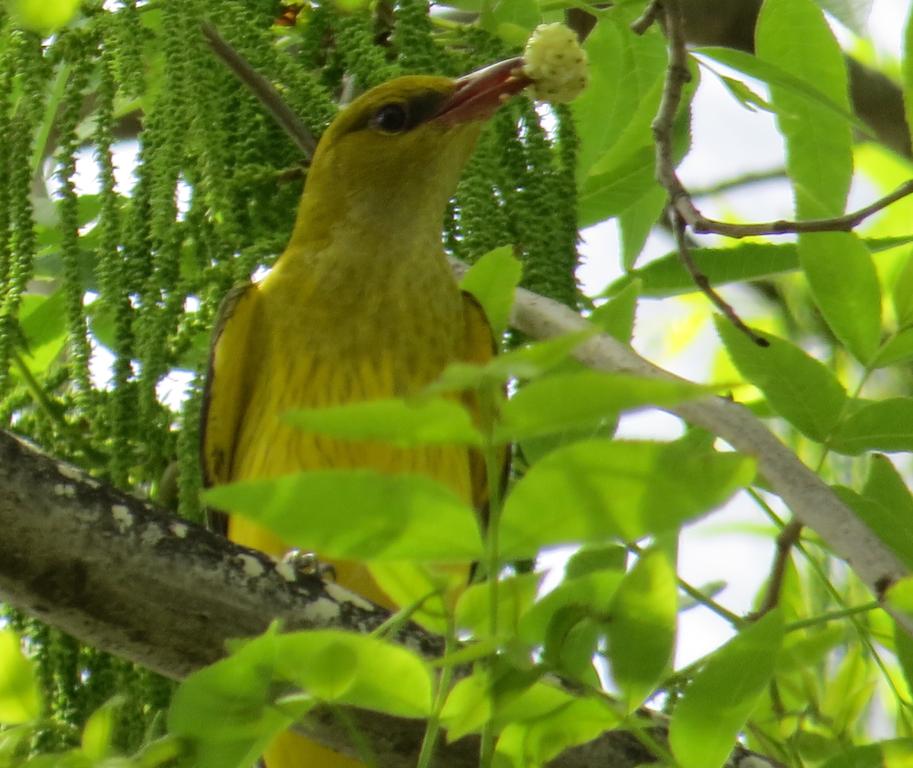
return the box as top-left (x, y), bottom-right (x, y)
top-left (435, 57), bottom-right (531, 125)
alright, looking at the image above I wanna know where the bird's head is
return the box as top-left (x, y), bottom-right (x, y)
top-left (294, 58), bottom-right (528, 243)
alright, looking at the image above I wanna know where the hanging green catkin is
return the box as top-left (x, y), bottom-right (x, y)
top-left (0, 30), bottom-right (45, 397)
top-left (95, 37), bottom-right (136, 488)
top-left (334, 9), bottom-right (399, 89)
top-left (135, 0), bottom-right (194, 448)
top-left (110, 0), bottom-right (146, 97)
top-left (452, 128), bottom-right (511, 262)
top-left (553, 103), bottom-right (581, 302)
top-left (392, 0), bottom-right (439, 74)
top-left (55, 45), bottom-right (94, 401)
top-left (516, 103), bottom-right (578, 306)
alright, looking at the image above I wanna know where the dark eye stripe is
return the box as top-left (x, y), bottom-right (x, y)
top-left (349, 90), bottom-right (449, 135)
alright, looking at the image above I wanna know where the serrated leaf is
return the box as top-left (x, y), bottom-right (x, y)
top-left (460, 245), bottom-right (522, 338)
top-left (756, 0), bottom-right (855, 218)
top-left (799, 232), bottom-right (881, 364)
top-left (430, 330), bottom-right (595, 393)
top-left (284, 398), bottom-right (482, 447)
top-left (578, 145), bottom-right (657, 228)
top-left (715, 319), bottom-right (847, 441)
top-left (590, 279), bottom-right (639, 342)
top-left (607, 548), bottom-right (677, 710)
top-left (500, 438), bottom-right (754, 559)
top-left (618, 186), bottom-right (666, 270)
top-left (830, 398), bottom-right (913, 454)
top-left (203, 470), bottom-right (482, 562)
top-left (574, 10), bottom-right (666, 179)
top-left (694, 47), bottom-right (864, 137)
top-left (814, 0), bottom-right (872, 36)
top-left (872, 327), bottom-right (913, 368)
top-left (610, 237), bottom-right (912, 298)
top-left (497, 371), bottom-right (709, 442)
top-left (670, 610), bottom-right (784, 768)
top-left (892, 249), bottom-right (913, 327)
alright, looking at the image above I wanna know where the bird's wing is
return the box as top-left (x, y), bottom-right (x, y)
top-left (200, 282), bottom-right (260, 488)
top-left (459, 290), bottom-right (509, 512)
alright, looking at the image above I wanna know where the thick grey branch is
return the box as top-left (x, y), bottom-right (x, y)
top-left (506, 284), bottom-right (911, 632)
top-left (0, 428), bottom-right (783, 768)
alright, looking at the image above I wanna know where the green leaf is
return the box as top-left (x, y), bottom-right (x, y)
top-left (872, 327), bottom-right (913, 368)
top-left (168, 625), bottom-right (303, 768)
top-left (284, 398), bottom-right (482, 448)
top-left (670, 610), bottom-right (784, 768)
top-left (756, 0), bottom-right (855, 218)
top-left (715, 319), bottom-right (847, 441)
top-left (275, 631), bottom-right (433, 717)
top-left (830, 398), bottom-right (913, 454)
top-left (500, 438), bottom-right (754, 559)
top-left (564, 544), bottom-right (628, 579)
top-left (578, 144), bottom-right (657, 228)
top-left (81, 697), bottom-right (122, 761)
top-left (430, 330), bottom-right (595, 393)
top-left (892, 248), bottom-right (913, 327)
top-left (717, 73), bottom-right (776, 114)
top-left (694, 47), bottom-right (864, 141)
top-left (814, 0), bottom-right (873, 36)
top-left (864, 455), bottom-right (913, 545)
top-left (494, 690), bottom-right (620, 768)
top-left (455, 572), bottom-right (542, 640)
top-left (618, 186), bottom-right (667, 270)
top-left (607, 548), bottom-right (677, 710)
top-left (799, 232), bottom-right (882, 364)
top-left (203, 470), bottom-right (482, 562)
top-left (906, 8), bottom-right (913, 152)
top-left (820, 741), bottom-right (913, 768)
top-left (0, 630), bottom-right (42, 725)
top-left (574, 10), bottom-right (666, 180)
top-left (481, 0), bottom-right (539, 44)
top-left (611, 237), bottom-right (913, 297)
top-left (497, 371), bottom-right (709, 442)
top-left (894, 620), bottom-right (913, 715)
top-left (834, 464), bottom-right (913, 571)
top-left (440, 671), bottom-right (492, 740)
top-left (10, 0), bottom-right (80, 32)
top-left (16, 290), bottom-right (68, 374)
top-left (520, 570), bottom-right (624, 647)
top-left (589, 279), bottom-right (639, 342)
top-left (460, 245), bottom-right (522, 338)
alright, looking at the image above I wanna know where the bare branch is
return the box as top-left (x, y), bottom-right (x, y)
top-left (201, 22), bottom-right (317, 157)
top-left (753, 520), bottom-right (803, 619)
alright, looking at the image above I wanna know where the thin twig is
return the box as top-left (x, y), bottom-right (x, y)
top-left (638, 0), bottom-right (766, 343)
top-left (672, 206), bottom-right (768, 345)
top-left (752, 519), bottom-right (803, 619)
top-left (630, 0), bottom-right (663, 35)
top-left (683, 180), bottom-right (913, 238)
top-left (634, 3), bottom-right (913, 278)
top-left (200, 22), bottom-right (317, 157)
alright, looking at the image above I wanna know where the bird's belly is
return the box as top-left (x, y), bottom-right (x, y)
top-left (229, 350), bottom-right (473, 566)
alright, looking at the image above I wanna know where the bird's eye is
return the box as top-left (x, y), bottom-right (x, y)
top-left (372, 103), bottom-right (409, 133)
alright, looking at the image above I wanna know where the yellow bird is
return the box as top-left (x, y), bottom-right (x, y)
top-left (201, 59), bottom-right (528, 767)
